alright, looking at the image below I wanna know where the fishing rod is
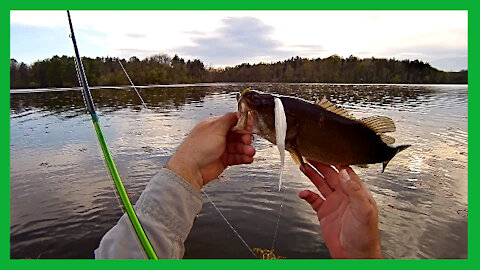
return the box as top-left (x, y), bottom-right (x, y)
top-left (66, 10), bottom-right (158, 259)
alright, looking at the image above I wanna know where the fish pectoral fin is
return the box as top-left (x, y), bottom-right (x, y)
top-left (288, 142), bottom-right (306, 170)
top-left (360, 116), bottom-right (396, 134)
top-left (289, 151), bottom-right (306, 168)
top-left (380, 134), bottom-right (395, 145)
top-left (285, 119), bottom-right (305, 169)
top-left (315, 96), bottom-right (355, 119)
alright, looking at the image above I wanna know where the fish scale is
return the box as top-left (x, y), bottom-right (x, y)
top-left (234, 89), bottom-right (410, 172)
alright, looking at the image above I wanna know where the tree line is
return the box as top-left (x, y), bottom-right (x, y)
top-left (10, 54), bottom-right (467, 89)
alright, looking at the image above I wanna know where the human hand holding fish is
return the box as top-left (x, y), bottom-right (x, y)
top-left (299, 160), bottom-right (382, 259)
top-left (231, 88), bottom-right (412, 259)
top-left (164, 89), bottom-right (403, 259)
top-left (166, 112), bottom-right (256, 191)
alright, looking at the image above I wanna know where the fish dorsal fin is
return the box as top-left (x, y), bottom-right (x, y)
top-left (315, 96), bottom-right (355, 119)
top-left (360, 116), bottom-right (396, 134)
top-left (379, 134), bottom-right (395, 145)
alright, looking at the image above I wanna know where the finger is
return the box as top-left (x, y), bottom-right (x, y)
top-left (245, 120), bottom-right (255, 133)
top-left (227, 154), bottom-right (254, 165)
top-left (300, 163), bottom-right (333, 198)
top-left (338, 169), bottom-right (373, 218)
top-left (244, 145), bottom-right (256, 156)
top-left (227, 143), bottom-right (255, 156)
top-left (343, 167), bottom-right (377, 207)
top-left (214, 112), bottom-right (239, 135)
top-left (241, 133), bottom-right (253, 144)
top-left (227, 142), bottom-right (246, 154)
top-left (299, 190), bottom-right (324, 212)
top-left (227, 132), bottom-right (253, 145)
top-left (306, 159), bottom-right (340, 190)
top-left (343, 166), bottom-right (364, 186)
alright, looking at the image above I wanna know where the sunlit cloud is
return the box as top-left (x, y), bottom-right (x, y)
top-left (177, 17), bottom-right (304, 66)
top-left (10, 10), bottom-right (467, 71)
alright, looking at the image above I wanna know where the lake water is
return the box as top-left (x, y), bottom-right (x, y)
top-left (10, 83), bottom-right (468, 259)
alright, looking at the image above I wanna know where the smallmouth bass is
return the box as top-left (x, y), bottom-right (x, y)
top-left (233, 89), bottom-right (410, 171)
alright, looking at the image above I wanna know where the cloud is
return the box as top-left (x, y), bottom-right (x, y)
top-left (177, 17), bottom-right (319, 66)
top-left (125, 33), bottom-right (147, 39)
top-left (10, 11), bottom-right (467, 70)
top-left (429, 57), bottom-right (468, 72)
top-left (116, 48), bottom-right (162, 59)
top-left (379, 43), bottom-right (468, 71)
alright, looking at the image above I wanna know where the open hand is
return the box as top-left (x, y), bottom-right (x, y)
top-left (299, 160), bottom-right (382, 259)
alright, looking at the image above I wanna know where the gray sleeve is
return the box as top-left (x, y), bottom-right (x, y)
top-left (94, 168), bottom-right (204, 259)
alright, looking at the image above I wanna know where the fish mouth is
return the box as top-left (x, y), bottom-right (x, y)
top-left (236, 88), bottom-right (252, 110)
top-left (236, 88), bottom-right (256, 112)
top-left (233, 88), bottom-right (258, 133)
top-left (237, 88), bottom-right (263, 111)
top-left (240, 87), bottom-right (250, 96)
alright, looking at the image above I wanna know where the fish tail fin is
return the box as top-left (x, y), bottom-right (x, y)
top-left (396, 145), bottom-right (411, 154)
top-left (382, 145), bottom-right (411, 173)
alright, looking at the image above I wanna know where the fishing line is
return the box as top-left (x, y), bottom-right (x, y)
top-left (102, 57), bottom-right (279, 258)
top-left (271, 184), bottom-right (287, 251)
top-left (73, 57), bottom-right (83, 89)
top-left (271, 96), bottom-right (288, 250)
top-left (73, 50), bottom-right (128, 214)
top-left (202, 190), bottom-right (257, 258)
top-left (73, 57), bottom-right (90, 114)
top-left (114, 55), bottom-right (256, 258)
top-left (117, 59), bottom-right (148, 109)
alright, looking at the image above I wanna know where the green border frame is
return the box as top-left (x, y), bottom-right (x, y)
top-left (4, 1), bottom-right (475, 268)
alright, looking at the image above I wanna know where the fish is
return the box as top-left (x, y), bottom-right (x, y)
top-left (233, 89), bottom-right (410, 172)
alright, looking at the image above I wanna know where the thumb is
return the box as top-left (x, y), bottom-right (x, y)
top-left (338, 169), bottom-right (371, 215)
top-left (214, 112), bottom-right (238, 135)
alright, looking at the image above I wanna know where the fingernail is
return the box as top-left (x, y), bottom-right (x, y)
top-left (339, 169), bottom-right (350, 183)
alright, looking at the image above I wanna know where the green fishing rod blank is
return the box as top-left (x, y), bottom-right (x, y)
top-left (93, 122), bottom-right (158, 259)
top-left (67, 10), bottom-right (158, 259)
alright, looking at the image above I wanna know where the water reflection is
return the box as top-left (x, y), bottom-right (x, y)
top-left (11, 83), bottom-right (451, 115)
top-left (10, 83), bottom-right (467, 259)
top-left (10, 86), bottom-right (216, 119)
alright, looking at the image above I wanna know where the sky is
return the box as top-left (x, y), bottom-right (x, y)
top-left (10, 10), bottom-right (468, 72)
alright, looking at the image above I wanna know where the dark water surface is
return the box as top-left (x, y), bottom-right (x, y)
top-left (10, 83), bottom-right (468, 259)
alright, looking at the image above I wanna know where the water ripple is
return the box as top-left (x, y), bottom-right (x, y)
top-left (10, 83), bottom-right (467, 259)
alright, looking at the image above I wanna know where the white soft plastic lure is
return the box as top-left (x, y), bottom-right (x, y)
top-left (274, 97), bottom-right (287, 191)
